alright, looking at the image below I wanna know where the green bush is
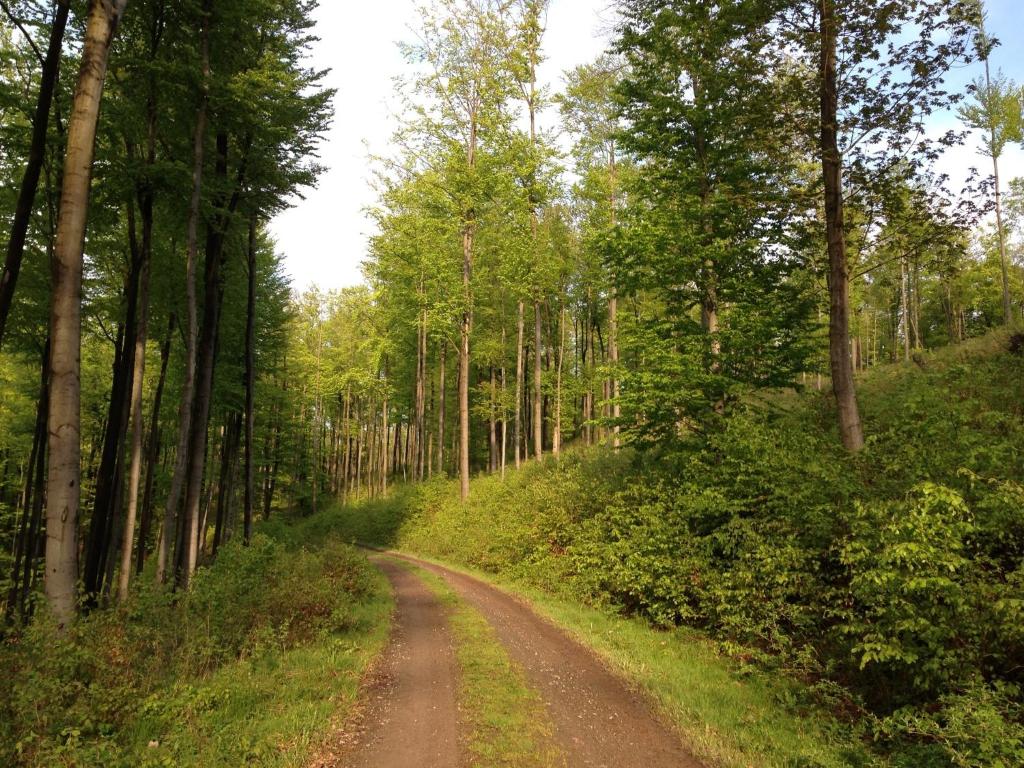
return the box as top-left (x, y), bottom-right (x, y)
top-left (328, 331), bottom-right (1024, 765)
top-left (0, 535), bottom-right (377, 767)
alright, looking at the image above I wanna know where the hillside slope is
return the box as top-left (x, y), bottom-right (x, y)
top-left (329, 329), bottom-right (1024, 767)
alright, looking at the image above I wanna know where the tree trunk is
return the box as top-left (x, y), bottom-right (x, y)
top-left (136, 315), bottom-right (172, 573)
top-left (819, 0), bottom-right (864, 452)
top-left (158, 0), bottom-right (208, 583)
top-left (500, 325), bottom-right (507, 478)
top-left (901, 255), bottom-right (910, 362)
top-left (180, 130), bottom-right (234, 588)
top-left (533, 300), bottom-right (543, 459)
top-left (491, 368), bottom-right (499, 475)
top-left (45, 0), bottom-right (129, 625)
top-left (554, 304), bottom-right (565, 457)
top-left (117, 200), bottom-right (152, 602)
top-left (0, 0), bottom-right (70, 350)
top-left (243, 213), bottom-right (257, 543)
top-left (459, 226), bottom-right (473, 500)
top-left (7, 341), bottom-right (49, 622)
top-left (437, 343), bottom-right (445, 476)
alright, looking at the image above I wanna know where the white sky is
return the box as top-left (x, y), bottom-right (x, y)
top-left (269, 0), bottom-right (1024, 292)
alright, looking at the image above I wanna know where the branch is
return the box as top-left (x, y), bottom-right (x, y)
top-left (0, 0), bottom-right (45, 66)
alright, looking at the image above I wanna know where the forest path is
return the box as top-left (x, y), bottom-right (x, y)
top-left (322, 556), bottom-right (464, 768)
top-left (376, 552), bottom-right (702, 768)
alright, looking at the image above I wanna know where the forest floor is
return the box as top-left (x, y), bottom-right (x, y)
top-left (319, 552), bottom-right (699, 768)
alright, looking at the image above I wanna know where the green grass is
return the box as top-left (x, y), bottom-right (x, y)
top-left (117, 568), bottom-right (393, 768)
top-left (1, 528), bottom-right (394, 768)
top-left (392, 559), bottom-right (565, 768)
top-left (390, 552), bottom-right (873, 768)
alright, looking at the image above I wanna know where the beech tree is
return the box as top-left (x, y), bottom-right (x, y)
top-left (45, 0), bottom-right (129, 626)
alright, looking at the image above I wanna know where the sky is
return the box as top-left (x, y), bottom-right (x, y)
top-left (268, 0), bottom-right (1024, 293)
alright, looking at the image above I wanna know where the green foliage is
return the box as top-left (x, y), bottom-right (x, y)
top-left (332, 330), bottom-right (1024, 766)
top-left (0, 534), bottom-right (388, 767)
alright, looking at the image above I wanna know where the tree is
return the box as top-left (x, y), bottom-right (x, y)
top-left (785, 0), bottom-right (977, 451)
top-left (612, 0), bottom-right (815, 442)
top-left (957, 19), bottom-right (1021, 325)
top-left (45, 0), bottom-right (129, 626)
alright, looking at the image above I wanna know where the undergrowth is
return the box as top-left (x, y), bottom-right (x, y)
top-left (0, 533), bottom-right (391, 767)
top-left (328, 329), bottom-right (1024, 767)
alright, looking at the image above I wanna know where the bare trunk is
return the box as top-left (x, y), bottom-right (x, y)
top-left (514, 300), bottom-right (524, 468)
top-left (45, 0), bottom-right (127, 625)
top-left (437, 342), bottom-right (446, 476)
top-left (243, 213), bottom-right (257, 543)
top-left (136, 315), bottom-right (173, 573)
top-left (553, 304), bottom-right (565, 457)
top-left (533, 300), bottom-right (543, 459)
top-left (819, 0), bottom-right (864, 452)
top-left (500, 325), bottom-right (507, 478)
top-left (180, 128), bottom-right (238, 588)
top-left (901, 255), bottom-right (910, 362)
top-left (158, 1), bottom-right (208, 583)
top-left (117, 214), bottom-right (151, 602)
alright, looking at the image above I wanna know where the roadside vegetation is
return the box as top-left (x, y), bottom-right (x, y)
top-left (330, 330), bottom-right (1024, 768)
top-left (0, 533), bottom-right (391, 767)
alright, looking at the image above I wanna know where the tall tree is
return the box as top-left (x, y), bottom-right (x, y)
top-left (45, 0), bottom-right (129, 626)
top-left (957, 7), bottom-right (1020, 324)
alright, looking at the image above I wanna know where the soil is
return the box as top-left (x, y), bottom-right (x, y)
top-left (320, 551), bottom-right (703, 768)
top-left (324, 556), bottom-right (463, 768)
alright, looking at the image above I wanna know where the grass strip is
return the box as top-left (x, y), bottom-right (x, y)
top-left (392, 559), bottom-right (566, 768)
top-left (392, 552), bottom-right (874, 768)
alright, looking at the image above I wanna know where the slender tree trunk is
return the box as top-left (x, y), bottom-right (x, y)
top-left (381, 393), bottom-right (389, 495)
top-left (901, 255), bottom-right (910, 362)
top-left (819, 0), bottom-right (864, 452)
top-left (514, 301), bottom-right (524, 468)
top-left (158, 1), bottom-right (208, 583)
top-left (243, 213), bottom-right (257, 543)
top-left (437, 343), bottom-right (445, 477)
top-left (460, 226), bottom-right (473, 500)
top-left (180, 130), bottom-right (234, 588)
top-left (608, 145), bottom-right (621, 447)
top-left (7, 341), bottom-right (48, 622)
top-left (500, 325), bottom-right (507, 478)
top-left (554, 304), bottom-right (565, 457)
top-left (136, 315), bottom-right (172, 573)
top-left (0, 0), bottom-right (70, 350)
top-left (488, 367), bottom-right (497, 472)
top-left (533, 300), bottom-right (543, 459)
top-left (117, 202), bottom-right (152, 602)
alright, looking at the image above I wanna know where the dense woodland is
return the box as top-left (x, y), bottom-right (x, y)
top-left (1, 0), bottom-right (1023, 766)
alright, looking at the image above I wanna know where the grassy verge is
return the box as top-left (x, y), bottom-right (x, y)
top-left (390, 558), bottom-right (564, 768)
top-left (389, 552), bottom-right (872, 768)
top-left (123, 566), bottom-right (392, 768)
top-left (1, 531), bottom-right (393, 767)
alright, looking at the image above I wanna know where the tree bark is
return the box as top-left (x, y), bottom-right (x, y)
top-left (117, 199), bottom-right (152, 602)
top-left (136, 315), bottom-right (172, 573)
top-left (437, 343), bottom-right (445, 476)
top-left (819, 0), bottom-right (864, 452)
top-left (514, 300), bottom-right (524, 468)
top-left (533, 300), bottom-right (543, 459)
top-left (45, 0), bottom-right (128, 626)
top-left (553, 304), bottom-right (565, 457)
top-left (179, 130), bottom-right (234, 588)
top-left (158, 0), bottom-right (208, 583)
top-left (243, 213), bottom-right (257, 544)
top-left (0, 0), bottom-right (70, 350)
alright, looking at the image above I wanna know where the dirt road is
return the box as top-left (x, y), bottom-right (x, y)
top-left (332, 552), bottom-right (701, 768)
